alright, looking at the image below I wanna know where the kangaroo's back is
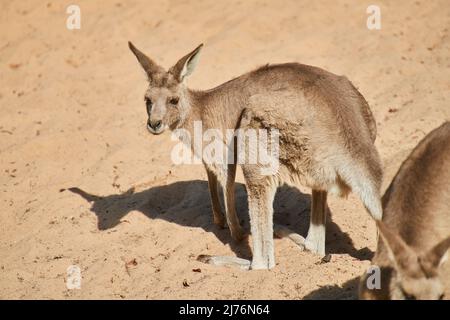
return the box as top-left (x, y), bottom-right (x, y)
top-left (246, 63), bottom-right (377, 140)
top-left (244, 64), bottom-right (379, 180)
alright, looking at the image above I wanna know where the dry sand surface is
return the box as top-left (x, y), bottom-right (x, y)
top-left (0, 0), bottom-right (449, 299)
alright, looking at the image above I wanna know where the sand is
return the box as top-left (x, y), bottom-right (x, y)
top-left (0, 0), bottom-right (449, 299)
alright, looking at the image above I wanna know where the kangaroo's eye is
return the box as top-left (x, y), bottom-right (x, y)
top-left (169, 97), bottom-right (179, 105)
top-left (145, 98), bottom-right (152, 115)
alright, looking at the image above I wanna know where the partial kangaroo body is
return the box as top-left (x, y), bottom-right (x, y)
top-left (359, 122), bottom-right (450, 300)
top-left (129, 43), bottom-right (382, 270)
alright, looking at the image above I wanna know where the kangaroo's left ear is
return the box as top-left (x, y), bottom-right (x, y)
top-left (169, 44), bottom-right (204, 82)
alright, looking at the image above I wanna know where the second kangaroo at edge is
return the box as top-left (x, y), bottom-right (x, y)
top-left (360, 122), bottom-right (450, 300)
top-left (129, 43), bottom-right (383, 270)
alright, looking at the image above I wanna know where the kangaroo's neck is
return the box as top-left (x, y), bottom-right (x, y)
top-left (179, 89), bottom-right (207, 133)
top-left (173, 85), bottom-right (246, 160)
top-left (181, 81), bottom-right (248, 134)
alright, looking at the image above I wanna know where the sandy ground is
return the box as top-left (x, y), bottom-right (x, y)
top-left (0, 0), bottom-right (449, 299)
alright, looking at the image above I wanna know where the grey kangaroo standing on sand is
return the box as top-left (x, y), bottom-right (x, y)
top-left (359, 122), bottom-right (450, 300)
top-left (128, 42), bottom-right (383, 270)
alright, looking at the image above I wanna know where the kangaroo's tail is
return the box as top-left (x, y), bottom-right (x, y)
top-left (337, 156), bottom-right (383, 220)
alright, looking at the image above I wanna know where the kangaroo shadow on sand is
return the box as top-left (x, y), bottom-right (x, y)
top-left (68, 180), bottom-right (373, 261)
top-left (303, 276), bottom-right (361, 300)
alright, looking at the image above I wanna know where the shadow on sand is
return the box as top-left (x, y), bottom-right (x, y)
top-left (68, 180), bottom-right (373, 262)
top-left (303, 276), bottom-right (361, 300)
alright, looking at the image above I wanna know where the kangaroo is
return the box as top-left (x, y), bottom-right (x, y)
top-left (359, 122), bottom-right (450, 300)
top-left (128, 42), bottom-right (382, 270)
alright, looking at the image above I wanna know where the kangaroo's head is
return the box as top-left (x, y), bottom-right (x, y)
top-left (128, 42), bottom-right (203, 135)
top-left (377, 221), bottom-right (450, 300)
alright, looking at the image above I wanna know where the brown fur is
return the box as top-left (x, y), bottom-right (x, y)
top-left (129, 42), bottom-right (382, 269)
top-left (359, 122), bottom-right (450, 299)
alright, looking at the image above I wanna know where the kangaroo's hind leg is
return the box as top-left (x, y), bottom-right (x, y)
top-left (198, 173), bottom-right (277, 271)
top-left (218, 163), bottom-right (245, 241)
top-left (274, 190), bottom-right (327, 255)
top-left (206, 168), bottom-right (226, 228)
top-left (304, 190), bottom-right (327, 256)
top-left (246, 179), bottom-right (277, 270)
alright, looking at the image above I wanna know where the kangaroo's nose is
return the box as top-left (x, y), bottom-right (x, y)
top-left (148, 119), bottom-right (162, 131)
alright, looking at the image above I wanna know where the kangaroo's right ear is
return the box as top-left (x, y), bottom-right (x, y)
top-left (377, 221), bottom-right (418, 272)
top-left (128, 41), bottom-right (162, 79)
top-left (420, 236), bottom-right (450, 273)
top-left (169, 43), bottom-right (203, 82)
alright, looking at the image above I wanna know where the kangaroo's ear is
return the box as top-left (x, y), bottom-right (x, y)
top-left (377, 221), bottom-right (418, 272)
top-left (169, 43), bottom-right (203, 82)
top-left (128, 41), bottom-right (163, 79)
top-left (420, 236), bottom-right (450, 274)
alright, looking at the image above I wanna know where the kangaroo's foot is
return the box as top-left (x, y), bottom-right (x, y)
top-left (197, 255), bottom-right (251, 270)
top-left (274, 224), bottom-right (325, 256)
top-left (304, 224), bottom-right (326, 256)
top-left (250, 255), bottom-right (275, 270)
top-left (197, 254), bottom-right (274, 270)
top-left (273, 224), bottom-right (306, 248)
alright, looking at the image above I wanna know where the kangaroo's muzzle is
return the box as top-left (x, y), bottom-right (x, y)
top-left (147, 119), bottom-right (165, 135)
